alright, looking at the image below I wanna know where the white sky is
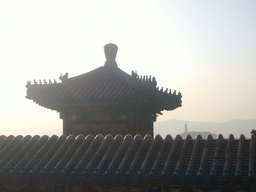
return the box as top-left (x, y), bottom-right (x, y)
top-left (1, 0), bottom-right (256, 136)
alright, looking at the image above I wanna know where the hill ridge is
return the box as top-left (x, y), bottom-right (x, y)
top-left (154, 118), bottom-right (256, 138)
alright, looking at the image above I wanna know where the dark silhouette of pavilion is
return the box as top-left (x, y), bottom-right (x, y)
top-left (26, 43), bottom-right (182, 137)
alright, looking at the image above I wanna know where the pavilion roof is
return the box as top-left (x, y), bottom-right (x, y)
top-left (0, 133), bottom-right (255, 186)
top-left (26, 44), bottom-right (182, 112)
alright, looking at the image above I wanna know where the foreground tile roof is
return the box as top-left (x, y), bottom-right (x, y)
top-left (0, 134), bottom-right (255, 186)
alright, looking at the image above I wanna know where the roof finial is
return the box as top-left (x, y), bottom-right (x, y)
top-left (104, 43), bottom-right (118, 67)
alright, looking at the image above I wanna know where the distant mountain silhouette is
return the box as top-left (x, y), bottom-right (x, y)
top-left (154, 119), bottom-right (256, 138)
top-left (178, 124), bottom-right (217, 139)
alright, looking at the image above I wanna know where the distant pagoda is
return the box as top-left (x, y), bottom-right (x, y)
top-left (26, 44), bottom-right (182, 136)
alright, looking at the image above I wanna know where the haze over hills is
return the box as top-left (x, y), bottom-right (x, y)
top-left (154, 119), bottom-right (256, 139)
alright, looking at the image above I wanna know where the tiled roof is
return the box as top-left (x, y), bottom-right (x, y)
top-left (0, 134), bottom-right (255, 186)
top-left (25, 44), bottom-right (182, 112)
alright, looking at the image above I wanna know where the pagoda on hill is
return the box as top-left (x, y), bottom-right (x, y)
top-left (26, 44), bottom-right (182, 136)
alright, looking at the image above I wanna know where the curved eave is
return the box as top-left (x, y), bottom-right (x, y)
top-left (26, 67), bottom-right (159, 110)
top-left (156, 91), bottom-right (182, 111)
top-left (26, 65), bottom-right (182, 113)
top-left (26, 87), bottom-right (155, 112)
top-left (29, 96), bottom-right (153, 112)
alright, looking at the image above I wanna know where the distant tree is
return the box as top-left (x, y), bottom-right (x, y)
top-left (251, 129), bottom-right (256, 135)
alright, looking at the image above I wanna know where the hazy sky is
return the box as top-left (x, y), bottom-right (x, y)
top-left (1, 1), bottom-right (256, 136)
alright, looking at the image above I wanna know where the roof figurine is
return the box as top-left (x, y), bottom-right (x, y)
top-left (59, 72), bottom-right (68, 82)
top-left (104, 43), bottom-right (118, 67)
top-left (26, 44), bottom-right (182, 136)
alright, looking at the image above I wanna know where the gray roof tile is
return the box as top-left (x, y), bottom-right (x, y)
top-left (0, 134), bottom-right (255, 185)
